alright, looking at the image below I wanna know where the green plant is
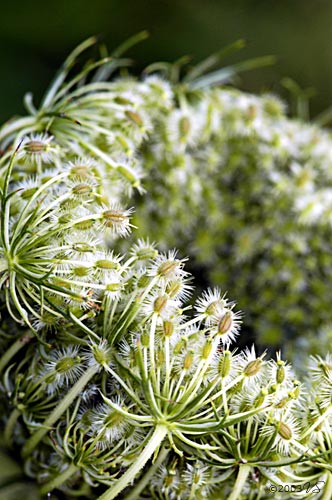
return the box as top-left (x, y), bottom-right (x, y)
top-left (0, 38), bottom-right (332, 500)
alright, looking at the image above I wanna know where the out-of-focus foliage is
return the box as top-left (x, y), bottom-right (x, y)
top-left (2, 0), bottom-right (332, 123)
top-left (134, 84), bottom-right (332, 348)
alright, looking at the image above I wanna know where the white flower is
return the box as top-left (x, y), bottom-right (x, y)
top-left (261, 414), bottom-right (301, 455)
top-left (195, 288), bottom-right (231, 325)
top-left (147, 250), bottom-right (189, 283)
top-left (39, 346), bottom-right (85, 394)
top-left (18, 133), bottom-right (58, 170)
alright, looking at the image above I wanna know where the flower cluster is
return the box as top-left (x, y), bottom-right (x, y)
top-left (0, 39), bottom-right (332, 500)
top-left (2, 243), bottom-right (332, 499)
top-left (133, 85), bottom-right (332, 351)
top-left (4, 38), bottom-right (332, 352)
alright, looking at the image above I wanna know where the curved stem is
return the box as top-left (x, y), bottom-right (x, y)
top-left (4, 408), bottom-right (21, 448)
top-left (0, 331), bottom-right (34, 374)
top-left (40, 462), bottom-right (78, 495)
top-left (97, 425), bottom-right (168, 500)
top-left (22, 364), bottom-right (99, 458)
top-left (228, 464), bottom-right (251, 500)
top-left (0, 116), bottom-right (37, 141)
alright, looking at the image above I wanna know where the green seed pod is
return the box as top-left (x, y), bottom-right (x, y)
top-left (106, 283), bottom-right (122, 292)
top-left (218, 350), bottom-right (231, 378)
top-left (72, 183), bottom-right (94, 197)
top-left (74, 219), bottom-right (94, 230)
top-left (276, 360), bottom-right (285, 384)
top-left (278, 421), bottom-right (292, 440)
top-left (156, 349), bottom-right (165, 366)
top-left (244, 358), bottom-right (263, 377)
top-left (56, 357), bottom-right (80, 373)
top-left (95, 259), bottom-right (120, 270)
top-left (202, 339), bottom-right (213, 359)
top-left (163, 320), bottom-right (174, 337)
top-left (153, 294), bottom-right (168, 314)
top-left (165, 280), bottom-right (182, 299)
top-left (72, 242), bottom-right (94, 253)
top-left (141, 332), bottom-right (150, 348)
top-left (179, 116), bottom-right (190, 139)
top-left (174, 337), bottom-right (186, 355)
top-left (183, 351), bottom-right (194, 370)
top-left (158, 260), bottom-right (179, 277)
top-left (69, 165), bottom-right (91, 178)
top-left (102, 209), bottom-right (128, 228)
top-left (137, 274), bottom-right (151, 288)
top-left (125, 110), bottom-right (144, 127)
top-left (72, 266), bottom-right (90, 277)
top-left (218, 311), bottom-right (232, 335)
top-left (134, 246), bottom-right (158, 261)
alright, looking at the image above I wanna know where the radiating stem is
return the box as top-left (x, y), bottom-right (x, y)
top-left (22, 364), bottom-right (99, 458)
top-left (228, 464), bottom-right (251, 500)
top-left (301, 404), bottom-right (332, 439)
top-left (0, 331), bottom-right (34, 374)
top-left (122, 446), bottom-right (169, 500)
top-left (97, 425), bottom-right (168, 500)
top-left (4, 408), bottom-right (21, 448)
top-left (40, 462), bottom-right (78, 495)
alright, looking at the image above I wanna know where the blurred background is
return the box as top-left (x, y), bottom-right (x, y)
top-left (1, 0), bottom-right (332, 123)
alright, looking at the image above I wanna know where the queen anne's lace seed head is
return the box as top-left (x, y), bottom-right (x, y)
top-left (1, 41), bottom-right (332, 500)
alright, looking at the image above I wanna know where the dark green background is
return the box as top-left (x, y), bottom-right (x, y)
top-left (1, 0), bottom-right (332, 123)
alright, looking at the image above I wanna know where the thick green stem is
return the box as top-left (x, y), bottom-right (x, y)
top-left (228, 464), bottom-right (251, 500)
top-left (0, 331), bottom-right (34, 374)
top-left (22, 364), bottom-right (98, 458)
top-left (321, 472), bottom-right (332, 500)
top-left (40, 462), bottom-right (78, 495)
top-left (97, 425), bottom-right (168, 500)
top-left (123, 446), bottom-right (169, 500)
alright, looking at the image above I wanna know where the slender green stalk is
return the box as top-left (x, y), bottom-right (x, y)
top-left (0, 331), bottom-right (34, 374)
top-left (301, 405), bottom-right (332, 439)
top-left (0, 116), bottom-right (37, 142)
top-left (22, 364), bottom-right (99, 458)
top-left (4, 408), bottom-right (21, 448)
top-left (97, 425), bottom-right (168, 500)
top-left (228, 464), bottom-right (251, 500)
top-left (39, 462), bottom-right (78, 495)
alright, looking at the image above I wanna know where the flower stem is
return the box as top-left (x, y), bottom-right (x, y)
top-left (228, 464), bottom-right (251, 500)
top-left (96, 425), bottom-right (168, 500)
top-left (122, 446), bottom-right (169, 500)
top-left (0, 331), bottom-right (34, 374)
top-left (4, 408), bottom-right (20, 448)
top-left (301, 404), bottom-right (332, 439)
top-left (22, 364), bottom-right (98, 458)
top-left (40, 462), bottom-right (78, 495)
